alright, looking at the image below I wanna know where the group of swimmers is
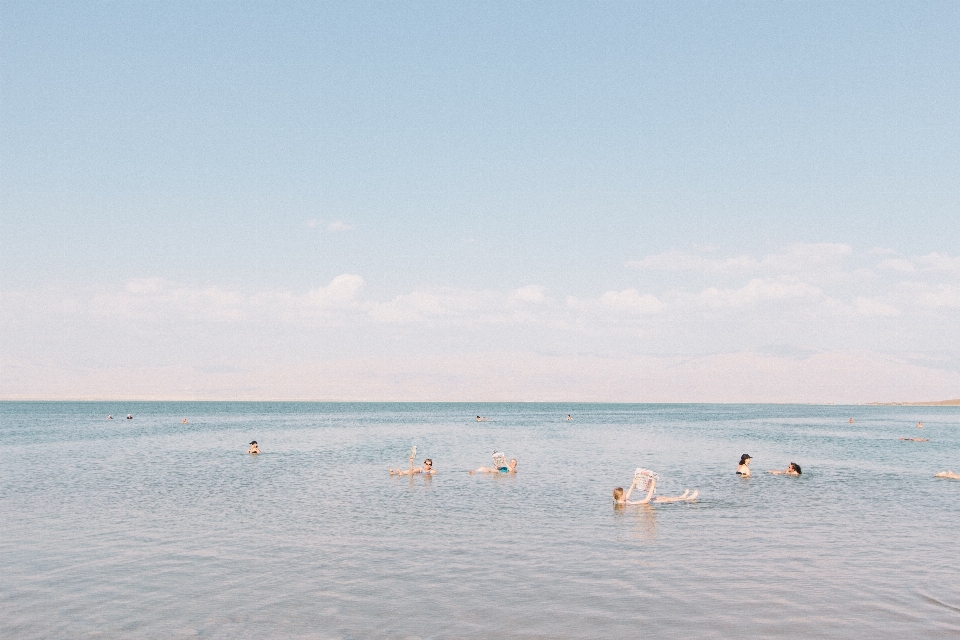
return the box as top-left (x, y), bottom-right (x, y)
top-left (735, 454), bottom-right (801, 477)
top-left (386, 447), bottom-right (518, 476)
top-left (242, 415), bottom-right (959, 496)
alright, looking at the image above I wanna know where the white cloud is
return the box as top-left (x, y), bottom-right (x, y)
top-left (854, 297), bottom-right (900, 317)
top-left (626, 243), bottom-right (853, 281)
top-left (916, 252), bottom-right (960, 275)
top-left (327, 220), bottom-right (352, 232)
top-left (877, 258), bottom-right (915, 273)
top-left (625, 249), bottom-right (757, 273)
top-left (693, 278), bottom-right (824, 309)
top-left (598, 289), bottom-right (664, 314)
top-left (512, 285), bottom-right (546, 303)
top-left (896, 283), bottom-right (960, 309)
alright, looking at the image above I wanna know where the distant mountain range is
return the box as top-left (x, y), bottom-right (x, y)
top-left (867, 399), bottom-right (960, 406)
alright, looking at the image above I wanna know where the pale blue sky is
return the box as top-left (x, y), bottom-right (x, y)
top-left (3, 2), bottom-right (959, 400)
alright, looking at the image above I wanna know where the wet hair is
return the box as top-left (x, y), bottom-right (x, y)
top-left (249, 441), bottom-right (257, 445)
top-left (789, 462), bottom-right (801, 474)
top-left (739, 454), bottom-right (751, 464)
top-left (613, 487), bottom-right (625, 501)
top-left (424, 458), bottom-right (433, 466)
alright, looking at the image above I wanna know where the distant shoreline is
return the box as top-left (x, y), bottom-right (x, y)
top-left (866, 399), bottom-right (960, 406)
top-left (2, 398), bottom-right (960, 405)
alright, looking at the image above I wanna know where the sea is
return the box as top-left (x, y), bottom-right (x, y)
top-left (2, 402), bottom-right (959, 639)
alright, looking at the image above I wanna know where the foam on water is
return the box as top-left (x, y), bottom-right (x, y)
top-left (2, 402), bottom-right (959, 638)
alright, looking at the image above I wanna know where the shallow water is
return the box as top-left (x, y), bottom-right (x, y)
top-left (2, 402), bottom-right (959, 639)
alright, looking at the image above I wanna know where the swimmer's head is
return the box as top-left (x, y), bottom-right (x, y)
top-left (249, 441), bottom-right (257, 445)
top-left (789, 462), bottom-right (801, 474)
top-left (509, 458), bottom-right (517, 469)
top-left (613, 487), bottom-right (625, 501)
top-left (739, 454), bottom-right (752, 464)
top-left (423, 459), bottom-right (433, 468)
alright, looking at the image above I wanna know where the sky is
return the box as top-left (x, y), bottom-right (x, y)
top-left (2, 1), bottom-right (959, 402)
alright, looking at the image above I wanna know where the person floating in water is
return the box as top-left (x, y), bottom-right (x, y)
top-left (767, 462), bottom-right (802, 475)
top-left (476, 415), bottom-right (488, 422)
top-left (390, 458), bottom-right (435, 476)
top-left (566, 414), bottom-right (572, 421)
top-left (736, 454), bottom-right (752, 476)
top-left (248, 440), bottom-right (260, 454)
top-left (107, 415), bottom-right (113, 420)
top-left (126, 414), bottom-right (133, 420)
top-left (390, 447), bottom-right (435, 476)
top-left (900, 437), bottom-right (929, 442)
top-left (917, 421), bottom-right (923, 428)
top-left (182, 418), bottom-right (188, 424)
top-left (935, 471), bottom-right (960, 480)
top-left (470, 459), bottom-right (516, 474)
top-left (849, 418), bottom-right (854, 423)
top-left (613, 469), bottom-right (697, 505)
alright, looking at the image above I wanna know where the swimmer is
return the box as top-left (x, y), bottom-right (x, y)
top-left (107, 415), bottom-right (113, 420)
top-left (248, 440), bottom-right (260, 454)
top-left (767, 462), bottom-right (802, 475)
top-left (566, 414), bottom-right (572, 421)
top-left (736, 454), bottom-right (752, 476)
top-left (849, 418), bottom-right (854, 423)
top-left (900, 437), bottom-right (929, 442)
top-left (126, 414), bottom-right (133, 420)
top-left (182, 418), bottom-right (187, 424)
top-left (470, 458), bottom-right (517, 474)
top-left (476, 415), bottom-right (488, 422)
top-left (613, 472), bottom-right (697, 505)
top-left (390, 458), bottom-right (435, 476)
top-left (917, 421), bottom-right (923, 428)
top-left (935, 471), bottom-right (960, 480)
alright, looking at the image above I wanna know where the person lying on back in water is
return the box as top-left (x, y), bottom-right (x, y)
top-left (613, 472), bottom-right (697, 505)
top-left (935, 471), bottom-right (960, 480)
top-left (390, 456), bottom-right (436, 476)
top-left (470, 458), bottom-right (517, 474)
top-left (767, 462), bottom-right (801, 475)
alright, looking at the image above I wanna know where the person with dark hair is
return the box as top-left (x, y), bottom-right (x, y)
top-left (247, 441), bottom-right (260, 454)
top-left (736, 454), bottom-right (752, 476)
top-left (768, 462), bottom-right (801, 475)
top-left (613, 470), bottom-right (698, 505)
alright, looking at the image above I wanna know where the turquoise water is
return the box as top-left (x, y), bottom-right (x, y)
top-left (2, 402), bottom-right (959, 638)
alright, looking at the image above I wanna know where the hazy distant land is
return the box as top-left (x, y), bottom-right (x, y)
top-left (868, 399), bottom-right (960, 406)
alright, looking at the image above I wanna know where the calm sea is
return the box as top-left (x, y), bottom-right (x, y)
top-left (2, 402), bottom-right (959, 638)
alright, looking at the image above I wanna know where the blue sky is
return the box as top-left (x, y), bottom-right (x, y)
top-left (2, 1), bottom-right (959, 401)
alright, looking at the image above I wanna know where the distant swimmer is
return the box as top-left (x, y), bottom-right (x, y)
top-left (935, 471), bottom-right (960, 480)
top-left (849, 418), bottom-right (854, 423)
top-left (566, 414), bottom-right (572, 421)
top-left (614, 468), bottom-right (698, 505)
top-left (182, 418), bottom-right (187, 424)
top-left (736, 454), bottom-right (752, 477)
top-left (767, 462), bottom-right (802, 476)
top-left (107, 415), bottom-right (113, 420)
top-left (917, 421), bottom-right (923, 428)
top-left (248, 440), bottom-right (260, 454)
top-left (471, 451), bottom-right (517, 475)
top-left (476, 416), bottom-right (488, 422)
top-left (900, 437), bottom-right (929, 442)
top-left (126, 414), bottom-right (133, 420)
